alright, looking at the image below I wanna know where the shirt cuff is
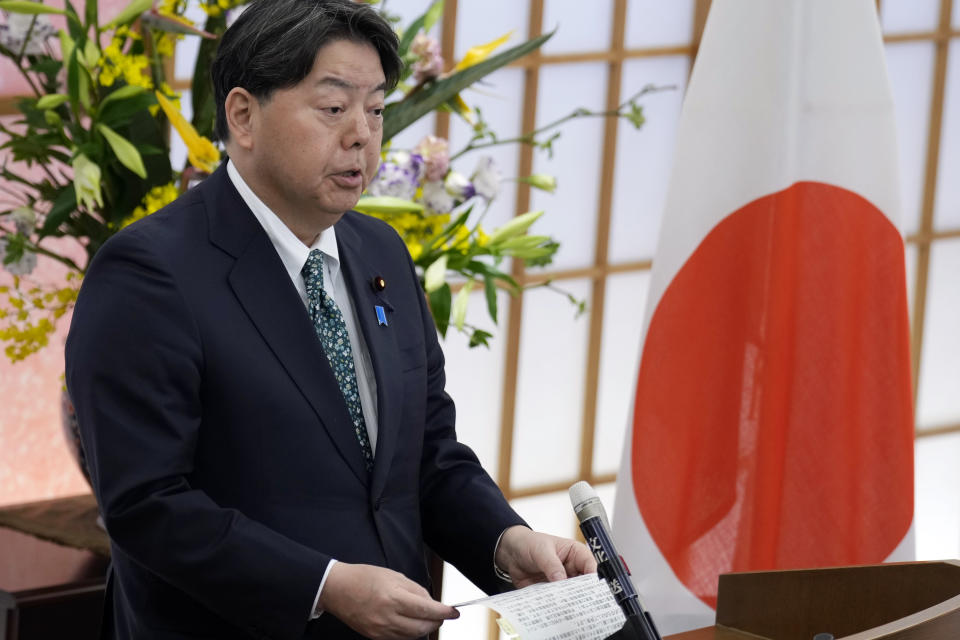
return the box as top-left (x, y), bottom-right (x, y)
top-left (309, 559), bottom-right (338, 620)
top-left (493, 525), bottom-right (530, 583)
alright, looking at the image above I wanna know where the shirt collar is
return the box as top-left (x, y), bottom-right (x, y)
top-left (226, 159), bottom-right (341, 284)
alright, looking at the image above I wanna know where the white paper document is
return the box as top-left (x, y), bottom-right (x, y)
top-left (454, 574), bottom-right (626, 640)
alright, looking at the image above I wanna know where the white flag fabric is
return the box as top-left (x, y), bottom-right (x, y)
top-left (612, 0), bottom-right (915, 634)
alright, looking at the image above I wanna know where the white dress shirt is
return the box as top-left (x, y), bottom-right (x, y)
top-left (226, 160), bottom-right (379, 618)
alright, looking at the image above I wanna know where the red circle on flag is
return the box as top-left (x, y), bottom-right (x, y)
top-left (631, 181), bottom-right (914, 608)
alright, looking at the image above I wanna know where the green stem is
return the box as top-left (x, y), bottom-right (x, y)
top-left (14, 15), bottom-right (37, 64)
top-left (144, 30), bottom-right (166, 91)
top-left (26, 241), bottom-right (84, 273)
top-left (0, 42), bottom-right (43, 97)
top-left (450, 84), bottom-right (670, 160)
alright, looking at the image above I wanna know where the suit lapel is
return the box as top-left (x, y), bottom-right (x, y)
top-left (203, 168), bottom-right (371, 488)
top-left (336, 218), bottom-right (402, 502)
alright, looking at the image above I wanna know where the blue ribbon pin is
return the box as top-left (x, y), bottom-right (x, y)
top-left (375, 305), bottom-right (388, 326)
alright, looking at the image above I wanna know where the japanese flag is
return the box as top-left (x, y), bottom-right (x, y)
top-left (612, 0), bottom-right (915, 633)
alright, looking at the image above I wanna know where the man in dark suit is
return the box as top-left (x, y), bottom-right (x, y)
top-left (65, 1), bottom-right (595, 638)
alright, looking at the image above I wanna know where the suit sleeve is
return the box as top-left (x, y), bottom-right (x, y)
top-left (391, 234), bottom-right (528, 595)
top-left (66, 228), bottom-right (328, 640)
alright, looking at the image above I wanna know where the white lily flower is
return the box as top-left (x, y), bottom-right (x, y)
top-left (423, 254), bottom-right (448, 293)
top-left (72, 154), bottom-right (104, 211)
top-left (443, 171), bottom-right (474, 200)
top-left (470, 156), bottom-right (501, 201)
top-left (0, 11), bottom-right (57, 56)
top-left (422, 180), bottom-right (454, 214)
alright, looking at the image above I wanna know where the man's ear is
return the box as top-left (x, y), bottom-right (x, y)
top-left (224, 87), bottom-right (257, 151)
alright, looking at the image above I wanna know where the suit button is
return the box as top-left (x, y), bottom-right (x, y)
top-left (374, 497), bottom-right (382, 511)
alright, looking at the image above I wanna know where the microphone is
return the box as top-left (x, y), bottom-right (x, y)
top-left (569, 481), bottom-right (662, 640)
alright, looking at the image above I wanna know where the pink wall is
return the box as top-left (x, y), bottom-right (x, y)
top-left (0, 0), bottom-right (152, 507)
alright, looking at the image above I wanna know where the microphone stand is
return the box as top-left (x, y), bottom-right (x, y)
top-left (606, 615), bottom-right (659, 640)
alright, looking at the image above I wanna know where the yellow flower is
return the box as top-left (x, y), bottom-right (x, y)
top-left (451, 31), bottom-right (513, 73)
top-left (97, 29), bottom-right (152, 89)
top-left (201, 0), bottom-right (242, 16)
top-left (475, 226), bottom-right (490, 247)
top-left (451, 224), bottom-right (471, 252)
top-left (120, 182), bottom-right (180, 228)
top-left (154, 32), bottom-right (180, 58)
top-left (150, 82), bottom-right (182, 116)
top-left (155, 91), bottom-right (221, 173)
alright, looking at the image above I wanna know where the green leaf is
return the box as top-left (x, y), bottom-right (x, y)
top-left (1, 233), bottom-right (26, 266)
top-left (383, 29), bottom-right (554, 143)
top-left (522, 240), bottom-right (559, 267)
top-left (84, 0), bottom-right (98, 30)
top-left (36, 94), bottom-right (69, 110)
top-left (40, 187), bottom-right (77, 237)
top-left (468, 328), bottom-right (492, 348)
top-left (76, 59), bottom-right (92, 111)
top-left (98, 123), bottom-right (147, 178)
top-left (103, 0), bottom-right (152, 30)
top-left (487, 210), bottom-right (544, 245)
top-left (353, 196), bottom-right (424, 215)
top-left (427, 283), bottom-right (452, 337)
top-left (63, 0), bottom-right (84, 38)
top-left (44, 109), bottom-right (62, 127)
top-left (0, 1), bottom-right (65, 15)
top-left (451, 279), bottom-right (473, 331)
top-left (66, 48), bottom-right (83, 111)
top-left (59, 29), bottom-right (75, 70)
top-left (397, 0), bottom-right (443, 58)
top-left (134, 143), bottom-right (164, 156)
top-left (483, 274), bottom-right (498, 323)
top-left (82, 39), bottom-right (100, 70)
top-left (625, 102), bottom-right (645, 129)
top-left (99, 84), bottom-right (146, 109)
top-left (98, 91), bottom-right (155, 128)
top-left (467, 260), bottom-right (518, 290)
top-left (190, 10), bottom-right (227, 139)
top-left (422, 0), bottom-right (444, 32)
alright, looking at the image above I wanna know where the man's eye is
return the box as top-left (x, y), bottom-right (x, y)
top-left (325, 106), bottom-right (343, 115)
top-left (371, 108), bottom-right (384, 117)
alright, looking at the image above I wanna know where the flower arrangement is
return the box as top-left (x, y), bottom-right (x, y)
top-left (0, 0), bottom-right (652, 359)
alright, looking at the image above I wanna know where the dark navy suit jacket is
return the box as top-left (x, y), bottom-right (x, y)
top-left (65, 166), bottom-right (524, 639)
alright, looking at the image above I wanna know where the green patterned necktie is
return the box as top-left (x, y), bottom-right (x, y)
top-left (301, 249), bottom-right (374, 472)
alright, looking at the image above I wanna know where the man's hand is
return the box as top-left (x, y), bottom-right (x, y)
top-left (494, 526), bottom-right (598, 589)
top-left (319, 562), bottom-right (459, 640)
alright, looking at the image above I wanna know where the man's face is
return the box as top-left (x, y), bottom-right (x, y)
top-left (247, 39), bottom-right (386, 233)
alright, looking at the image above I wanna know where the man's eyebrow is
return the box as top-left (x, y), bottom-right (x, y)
top-left (316, 76), bottom-right (387, 94)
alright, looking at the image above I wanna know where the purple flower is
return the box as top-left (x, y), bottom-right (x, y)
top-left (367, 151), bottom-right (426, 201)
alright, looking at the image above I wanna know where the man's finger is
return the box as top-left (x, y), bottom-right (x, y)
top-left (534, 543), bottom-right (568, 582)
top-left (564, 542), bottom-right (598, 575)
top-left (394, 590), bottom-right (460, 621)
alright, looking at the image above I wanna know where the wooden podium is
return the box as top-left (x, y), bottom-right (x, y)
top-left (0, 496), bottom-right (108, 640)
top-left (666, 561), bottom-right (960, 640)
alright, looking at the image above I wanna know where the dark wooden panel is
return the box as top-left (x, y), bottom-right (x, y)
top-left (715, 562), bottom-right (960, 640)
top-left (0, 523), bottom-right (108, 640)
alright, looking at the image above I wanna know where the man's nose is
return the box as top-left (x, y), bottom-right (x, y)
top-left (343, 108), bottom-right (372, 149)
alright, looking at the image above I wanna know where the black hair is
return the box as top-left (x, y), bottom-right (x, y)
top-left (210, 0), bottom-right (401, 142)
